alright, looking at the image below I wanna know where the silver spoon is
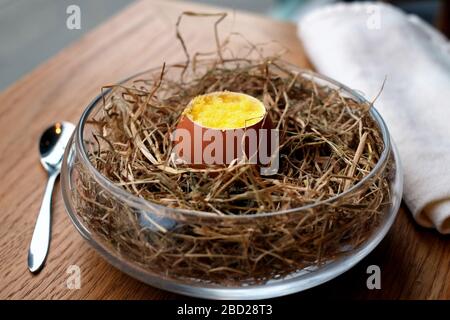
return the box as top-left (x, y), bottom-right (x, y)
top-left (28, 122), bottom-right (75, 273)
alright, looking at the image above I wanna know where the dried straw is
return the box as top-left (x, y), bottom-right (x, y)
top-left (71, 13), bottom-right (393, 285)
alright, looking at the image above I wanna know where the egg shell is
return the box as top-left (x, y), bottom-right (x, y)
top-left (173, 113), bottom-right (273, 167)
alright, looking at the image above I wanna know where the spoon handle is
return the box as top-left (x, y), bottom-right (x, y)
top-left (28, 172), bottom-right (58, 273)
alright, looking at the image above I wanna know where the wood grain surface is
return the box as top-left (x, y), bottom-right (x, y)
top-left (0, 0), bottom-right (448, 300)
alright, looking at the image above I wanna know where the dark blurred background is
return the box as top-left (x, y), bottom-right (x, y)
top-left (0, 0), bottom-right (447, 91)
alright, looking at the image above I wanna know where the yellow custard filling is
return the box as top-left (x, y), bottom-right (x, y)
top-left (184, 92), bottom-right (266, 129)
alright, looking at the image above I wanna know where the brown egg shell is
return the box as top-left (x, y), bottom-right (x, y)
top-left (173, 113), bottom-right (274, 167)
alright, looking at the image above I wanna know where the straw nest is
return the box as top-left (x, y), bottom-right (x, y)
top-left (71, 13), bottom-right (393, 285)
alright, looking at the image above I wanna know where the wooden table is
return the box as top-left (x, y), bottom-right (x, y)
top-left (0, 0), bottom-right (448, 300)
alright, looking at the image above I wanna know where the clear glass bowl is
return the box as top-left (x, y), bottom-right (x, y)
top-left (61, 65), bottom-right (403, 300)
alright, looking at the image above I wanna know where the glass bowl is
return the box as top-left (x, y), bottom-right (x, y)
top-left (61, 64), bottom-right (403, 300)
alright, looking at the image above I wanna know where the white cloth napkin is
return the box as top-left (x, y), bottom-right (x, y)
top-left (298, 2), bottom-right (450, 234)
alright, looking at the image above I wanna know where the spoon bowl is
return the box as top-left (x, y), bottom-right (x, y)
top-left (39, 122), bottom-right (75, 173)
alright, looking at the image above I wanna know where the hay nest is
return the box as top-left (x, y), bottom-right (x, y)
top-left (71, 13), bottom-right (393, 285)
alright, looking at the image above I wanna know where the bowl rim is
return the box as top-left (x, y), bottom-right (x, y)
top-left (74, 62), bottom-right (392, 219)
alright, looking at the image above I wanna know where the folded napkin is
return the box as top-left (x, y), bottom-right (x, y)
top-left (298, 2), bottom-right (450, 234)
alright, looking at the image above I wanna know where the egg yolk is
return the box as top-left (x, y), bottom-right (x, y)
top-left (184, 92), bottom-right (265, 129)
